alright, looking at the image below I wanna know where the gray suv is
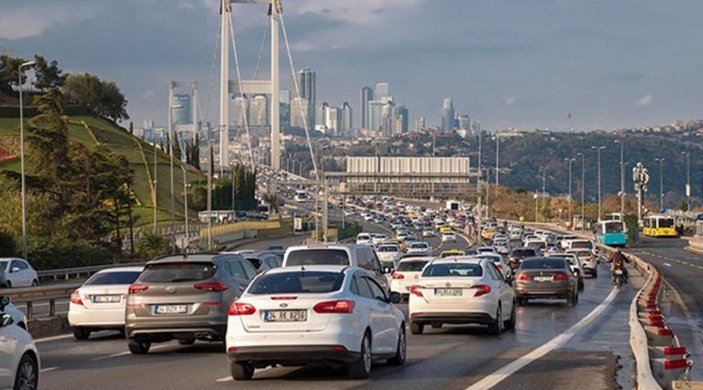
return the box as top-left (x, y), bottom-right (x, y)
top-left (125, 254), bottom-right (257, 354)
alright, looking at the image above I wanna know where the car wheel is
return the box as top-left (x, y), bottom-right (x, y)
top-left (231, 362), bottom-right (255, 381)
top-left (5, 281), bottom-right (11, 288)
top-left (488, 305), bottom-right (504, 335)
top-left (30, 280), bottom-right (38, 287)
top-left (14, 353), bottom-right (38, 390)
top-left (72, 326), bottom-right (91, 340)
top-left (128, 338), bottom-right (151, 354)
top-left (387, 327), bottom-right (406, 366)
top-left (504, 301), bottom-right (517, 330)
top-left (410, 322), bottom-right (424, 335)
top-left (592, 270), bottom-right (598, 278)
top-left (573, 291), bottom-right (579, 305)
top-left (348, 332), bottom-right (372, 379)
top-left (431, 321), bottom-right (442, 329)
top-left (578, 279), bottom-right (584, 291)
top-left (178, 338), bottom-right (195, 346)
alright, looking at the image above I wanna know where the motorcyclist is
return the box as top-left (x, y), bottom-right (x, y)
top-left (609, 249), bottom-right (630, 284)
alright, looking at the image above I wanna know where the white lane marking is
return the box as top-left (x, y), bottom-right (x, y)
top-left (36, 334), bottom-right (73, 343)
top-left (41, 367), bottom-right (60, 373)
top-left (91, 344), bottom-right (172, 361)
top-left (216, 367), bottom-right (274, 382)
top-left (465, 287), bottom-right (619, 390)
top-left (663, 262), bottom-right (672, 267)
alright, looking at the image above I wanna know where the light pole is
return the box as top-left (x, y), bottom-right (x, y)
top-left (682, 151), bottom-right (691, 211)
top-left (614, 139), bottom-right (625, 216)
top-left (18, 60), bottom-right (36, 260)
top-left (565, 158), bottom-right (576, 226)
top-left (180, 165), bottom-right (189, 252)
top-left (153, 137), bottom-right (158, 234)
top-left (577, 152), bottom-right (585, 227)
top-left (591, 145), bottom-right (606, 221)
top-left (477, 125), bottom-right (483, 228)
top-left (494, 135), bottom-right (500, 186)
top-left (168, 100), bottom-right (183, 253)
top-left (654, 158), bottom-right (665, 211)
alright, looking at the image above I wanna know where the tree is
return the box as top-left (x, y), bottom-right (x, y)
top-left (33, 55), bottom-right (66, 91)
top-left (0, 55), bottom-right (28, 95)
top-left (172, 132), bottom-right (182, 162)
top-left (135, 233), bottom-right (170, 261)
top-left (62, 73), bottom-right (129, 122)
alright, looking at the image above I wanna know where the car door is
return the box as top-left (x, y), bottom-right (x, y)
top-left (16, 261), bottom-right (31, 286)
top-left (8, 261), bottom-right (25, 287)
top-left (363, 276), bottom-right (397, 353)
top-left (225, 260), bottom-right (253, 296)
top-left (486, 262), bottom-right (511, 321)
top-left (351, 273), bottom-right (384, 354)
top-left (0, 320), bottom-right (18, 387)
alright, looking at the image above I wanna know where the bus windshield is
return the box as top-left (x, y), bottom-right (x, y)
top-left (604, 222), bottom-right (624, 233)
top-left (658, 218), bottom-right (674, 228)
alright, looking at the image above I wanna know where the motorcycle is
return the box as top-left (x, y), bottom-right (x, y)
top-left (612, 267), bottom-right (625, 289)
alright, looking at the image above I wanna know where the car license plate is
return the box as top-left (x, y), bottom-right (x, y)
top-left (92, 295), bottom-right (121, 303)
top-left (434, 288), bottom-right (462, 296)
top-left (264, 310), bottom-right (307, 322)
top-left (534, 276), bottom-right (553, 282)
top-left (154, 305), bottom-right (187, 314)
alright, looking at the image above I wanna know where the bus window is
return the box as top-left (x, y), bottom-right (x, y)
top-left (605, 222), bottom-right (623, 233)
top-left (658, 218), bottom-right (674, 228)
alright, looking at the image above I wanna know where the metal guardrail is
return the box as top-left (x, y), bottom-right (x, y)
top-left (37, 262), bottom-right (146, 282)
top-left (1, 283), bottom-right (81, 319)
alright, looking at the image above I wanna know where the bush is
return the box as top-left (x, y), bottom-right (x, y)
top-left (0, 230), bottom-right (16, 257)
top-left (135, 233), bottom-right (170, 261)
top-left (28, 239), bottom-right (117, 270)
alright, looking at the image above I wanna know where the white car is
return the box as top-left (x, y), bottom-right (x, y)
top-left (356, 233), bottom-right (372, 246)
top-left (371, 234), bottom-right (389, 246)
top-left (422, 228), bottom-right (436, 237)
top-left (408, 257), bottom-right (515, 335)
top-left (551, 253), bottom-right (585, 290)
top-left (407, 242), bottom-right (432, 256)
top-left (68, 266), bottom-right (144, 340)
top-left (567, 249), bottom-right (599, 278)
top-left (376, 244), bottom-right (402, 268)
top-left (225, 266), bottom-right (406, 380)
top-left (0, 258), bottom-right (39, 288)
top-left (475, 246), bottom-right (497, 254)
top-left (390, 257), bottom-right (433, 299)
top-left (440, 232), bottom-right (457, 243)
top-left (475, 254), bottom-right (512, 278)
top-left (0, 310), bottom-right (40, 389)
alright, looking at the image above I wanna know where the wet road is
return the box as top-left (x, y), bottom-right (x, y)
top-left (36, 260), bottom-right (635, 390)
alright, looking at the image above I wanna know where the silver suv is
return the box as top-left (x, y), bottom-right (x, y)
top-left (125, 254), bottom-right (257, 354)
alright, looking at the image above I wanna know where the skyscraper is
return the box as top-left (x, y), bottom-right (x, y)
top-left (317, 102), bottom-right (329, 130)
top-left (326, 106), bottom-right (342, 136)
top-left (441, 97), bottom-right (455, 132)
top-left (249, 95), bottom-right (268, 127)
top-left (375, 82), bottom-right (390, 100)
top-left (292, 68), bottom-right (316, 129)
top-left (232, 96), bottom-right (249, 128)
top-left (415, 117), bottom-right (426, 132)
top-left (341, 102), bottom-right (352, 134)
top-left (290, 97), bottom-right (310, 129)
top-left (458, 115), bottom-right (470, 131)
top-left (360, 86), bottom-right (373, 129)
top-left (368, 98), bottom-right (393, 132)
top-left (279, 89), bottom-right (290, 129)
top-left (393, 105), bottom-right (409, 134)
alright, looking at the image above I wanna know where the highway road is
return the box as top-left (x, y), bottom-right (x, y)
top-left (625, 236), bottom-right (703, 380)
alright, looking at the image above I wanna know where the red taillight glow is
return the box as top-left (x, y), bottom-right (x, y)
top-left (472, 284), bottom-right (491, 297)
top-left (70, 290), bottom-right (83, 306)
top-left (391, 272), bottom-right (405, 280)
top-left (128, 284), bottom-right (149, 294)
top-left (409, 285), bottom-right (424, 297)
top-left (516, 273), bottom-right (530, 281)
top-left (194, 282), bottom-right (229, 292)
top-left (271, 296), bottom-right (298, 300)
top-left (553, 273), bottom-right (569, 281)
top-left (228, 302), bottom-right (256, 316)
top-left (227, 347), bottom-right (238, 353)
top-left (313, 300), bottom-right (355, 314)
top-left (331, 345), bottom-right (347, 352)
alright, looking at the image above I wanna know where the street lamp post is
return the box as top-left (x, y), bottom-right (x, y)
top-left (153, 138), bottom-right (158, 234)
top-left (591, 145), bottom-right (606, 221)
top-left (168, 99), bottom-right (184, 253)
top-left (565, 158), bottom-right (575, 226)
top-left (614, 139), bottom-right (625, 216)
top-left (577, 152), bottom-right (585, 227)
top-left (18, 60), bottom-right (36, 260)
top-left (682, 152), bottom-right (691, 211)
top-left (654, 158), bottom-right (665, 211)
top-left (180, 165), bottom-right (189, 252)
top-left (494, 135), bottom-right (500, 186)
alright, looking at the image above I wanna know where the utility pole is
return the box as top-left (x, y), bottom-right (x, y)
top-left (682, 151), bottom-right (691, 212)
top-left (615, 139), bottom-right (625, 216)
top-left (655, 158), bottom-right (665, 211)
top-left (495, 135), bottom-right (500, 186)
top-left (476, 122), bottom-right (482, 242)
top-left (565, 158), bottom-right (575, 226)
top-left (153, 139), bottom-right (158, 234)
top-left (577, 152), bottom-right (585, 228)
top-left (181, 166), bottom-right (189, 253)
top-left (18, 60), bottom-right (36, 260)
top-left (591, 145), bottom-right (606, 221)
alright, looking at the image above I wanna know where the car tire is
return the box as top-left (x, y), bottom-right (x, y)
top-left (517, 297), bottom-right (528, 306)
top-left (504, 301), bottom-right (517, 330)
top-left (72, 326), bottom-right (91, 340)
top-left (488, 305), bottom-right (504, 335)
top-left (14, 353), bottom-right (38, 390)
top-left (410, 322), bottom-right (424, 335)
top-left (348, 332), bottom-right (372, 379)
top-left (31, 280), bottom-right (38, 287)
top-left (592, 270), bottom-right (598, 278)
top-left (231, 362), bottom-right (255, 381)
top-left (178, 338), bottom-right (195, 346)
top-left (128, 339), bottom-right (151, 354)
top-left (387, 327), bottom-right (406, 366)
top-left (578, 279), bottom-right (584, 291)
top-left (431, 321), bottom-right (442, 329)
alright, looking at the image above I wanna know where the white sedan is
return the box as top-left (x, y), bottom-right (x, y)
top-left (226, 265), bottom-right (406, 380)
top-left (406, 242), bottom-right (432, 256)
top-left (390, 257), bottom-right (433, 299)
top-left (0, 258), bottom-right (39, 288)
top-left (440, 232), bottom-right (457, 243)
top-left (68, 266), bottom-right (144, 340)
top-left (0, 310), bottom-right (40, 389)
top-left (408, 257), bottom-right (515, 335)
top-left (475, 254), bottom-right (512, 278)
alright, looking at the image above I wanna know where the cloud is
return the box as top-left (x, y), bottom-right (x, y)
top-left (636, 94), bottom-right (653, 107)
top-left (287, 0), bottom-right (424, 25)
top-left (505, 96), bottom-right (516, 106)
top-left (0, 5), bottom-right (95, 40)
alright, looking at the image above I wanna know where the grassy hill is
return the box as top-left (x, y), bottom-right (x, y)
top-left (0, 115), bottom-right (204, 229)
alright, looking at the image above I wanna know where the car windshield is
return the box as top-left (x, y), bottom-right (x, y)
top-left (422, 263), bottom-right (483, 277)
top-left (285, 249), bottom-right (350, 266)
top-left (378, 246), bottom-right (399, 252)
top-left (659, 218), bottom-right (674, 228)
top-left (604, 222), bottom-right (624, 233)
top-left (520, 259), bottom-right (567, 270)
top-left (139, 263), bottom-right (216, 283)
top-left (248, 271), bottom-right (345, 294)
top-left (397, 261), bottom-right (428, 272)
top-left (85, 271), bottom-right (142, 285)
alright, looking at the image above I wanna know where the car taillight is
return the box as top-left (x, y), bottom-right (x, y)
top-left (553, 273), bottom-right (569, 281)
top-left (391, 272), bottom-right (405, 280)
top-left (313, 300), bottom-right (355, 314)
top-left (229, 302), bottom-right (256, 316)
top-left (409, 285), bottom-right (424, 297)
top-left (70, 290), bottom-right (83, 306)
top-left (194, 282), bottom-right (229, 292)
top-left (472, 285), bottom-right (491, 297)
top-left (128, 284), bottom-right (149, 294)
top-left (516, 273), bottom-right (530, 281)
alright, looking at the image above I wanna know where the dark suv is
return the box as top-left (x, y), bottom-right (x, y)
top-left (125, 254), bottom-right (257, 354)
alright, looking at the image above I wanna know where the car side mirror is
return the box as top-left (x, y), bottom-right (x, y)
top-left (0, 313), bottom-right (13, 328)
top-left (0, 296), bottom-right (8, 311)
top-left (383, 267), bottom-right (393, 274)
top-left (10, 267), bottom-right (20, 273)
top-left (389, 292), bottom-right (402, 304)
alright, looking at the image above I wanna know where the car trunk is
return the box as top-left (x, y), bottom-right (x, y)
top-left (79, 285), bottom-right (130, 310)
top-left (415, 278), bottom-right (481, 304)
top-left (237, 294), bottom-right (335, 333)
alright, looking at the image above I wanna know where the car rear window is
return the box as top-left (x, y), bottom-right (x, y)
top-left (511, 249), bottom-right (536, 257)
top-left (397, 261), bottom-right (428, 272)
top-left (422, 263), bottom-right (483, 277)
top-left (285, 249), bottom-right (350, 266)
top-left (139, 263), bottom-right (216, 283)
top-left (570, 250), bottom-right (591, 257)
top-left (520, 259), bottom-right (567, 270)
top-left (248, 272), bottom-right (344, 294)
top-left (85, 271), bottom-right (142, 285)
top-left (378, 245), bottom-right (399, 252)
top-left (570, 241), bottom-right (592, 249)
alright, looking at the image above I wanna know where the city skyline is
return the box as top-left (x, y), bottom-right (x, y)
top-left (3, 1), bottom-right (703, 131)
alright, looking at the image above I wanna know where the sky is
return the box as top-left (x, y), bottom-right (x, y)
top-left (2, 0), bottom-right (703, 131)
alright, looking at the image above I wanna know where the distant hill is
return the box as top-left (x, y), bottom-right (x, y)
top-left (0, 114), bottom-right (204, 226)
